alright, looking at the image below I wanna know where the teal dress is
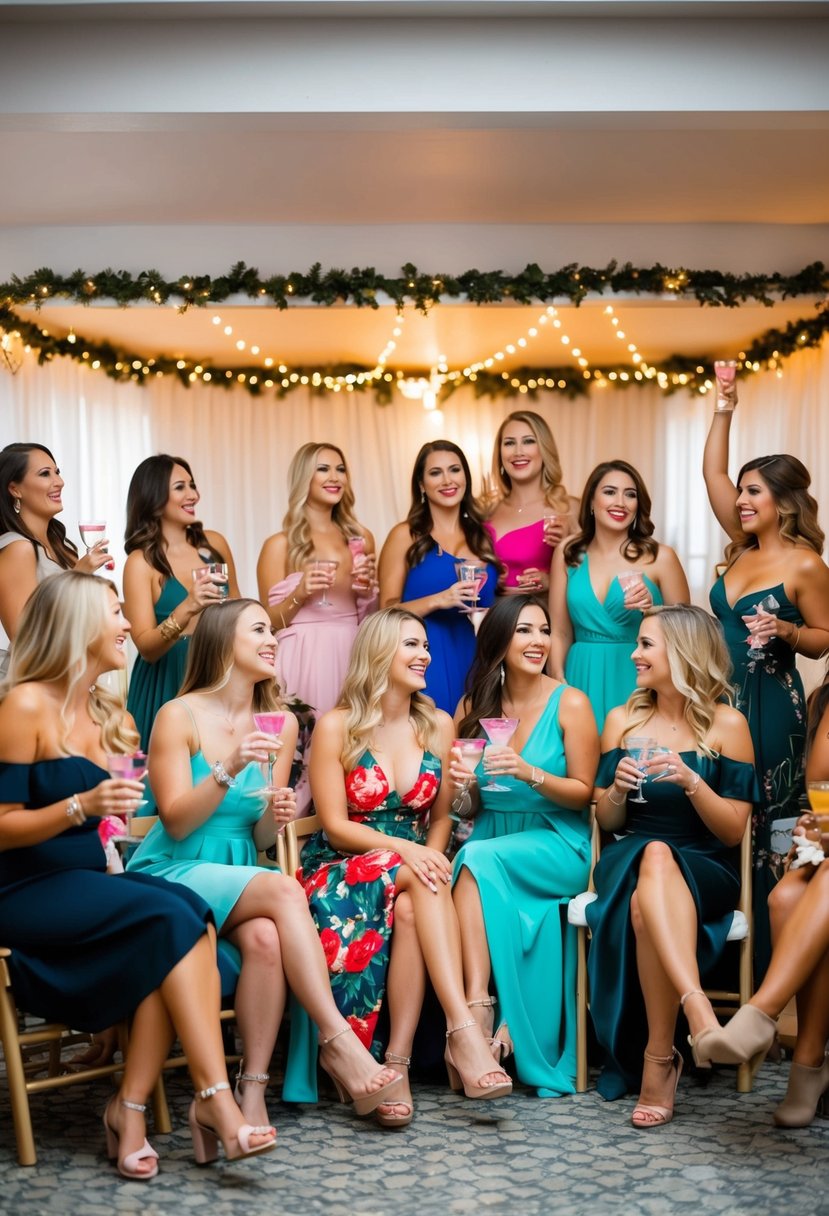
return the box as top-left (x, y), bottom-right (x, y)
top-left (453, 686), bottom-right (591, 1097)
top-left (564, 555), bottom-right (662, 730)
top-left (126, 578), bottom-right (191, 750)
top-left (709, 577), bottom-right (806, 980)
top-left (586, 748), bottom-right (756, 1100)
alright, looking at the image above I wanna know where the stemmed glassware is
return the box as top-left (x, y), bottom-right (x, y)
top-left (252, 712), bottom-right (286, 793)
top-left (714, 360), bottom-right (738, 412)
top-left (314, 559), bottom-right (339, 607)
top-left (79, 520), bottom-right (115, 571)
top-left (626, 736), bottom-right (657, 804)
top-left (105, 752), bottom-right (148, 837)
top-left (454, 561), bottom-right (488, 614)
top-left (479, 718), bottom-right (519, 792)
top-left (450, 737), bottom-right (486, 821)
top-left (748, 594), bottom-right (780, 652)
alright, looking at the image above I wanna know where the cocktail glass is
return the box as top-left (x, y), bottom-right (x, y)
top-left (106, 752), bottom-right (148, 836)
top-left (479, 718), bottom-right (519, 792)
top-left (79, 520), bottom-right (115, 571)
top-left (626, 736), bottom-right (657, 804)
top-left (315, 559), bottom-right (339, 607)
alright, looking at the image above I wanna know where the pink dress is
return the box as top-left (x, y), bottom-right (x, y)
top-left (485, 519), bottom-right (550, 589)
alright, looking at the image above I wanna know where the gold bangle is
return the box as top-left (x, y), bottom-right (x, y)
top-left (289, 596), bottom-right (303, 610)
top-left (791, 625), bottom-right (802, 653)
top-left (607, 786), bottom-right (626, 806)
top-left (158, 613), bottom-right (183, 642)
top-left (685, 772), bottom-right (701, 797)
top-left (66, 795), bottom-right (86, 826)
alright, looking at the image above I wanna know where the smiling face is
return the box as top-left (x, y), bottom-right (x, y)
top-left (631, 616), bottom-right (670, 690)
top-left (9, 448), bottom-right (65, 524)
top-left (162, 462), bottom-right (200, 526)
top-left (420, 449), bottom-right (467, 508)
top-left (736, 468), bottom-right (778, 534)
top-left (504, 602), bottom-right (551, 676)
top-left (91, 587), bottom-right (131, 672)
top-left (591, 468), bottom-right (638, 533)
top-left (233, 604), bottom-right (278, 679)
top-left (306, 447), bottom-right (347, 508)
top-left (389, 618), bottom-right (431, 691)
top-left (500, 419), bottom-right (542, 484)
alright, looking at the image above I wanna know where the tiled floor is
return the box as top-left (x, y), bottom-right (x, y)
top-left (1, 1058), bottom-right (827, 1216)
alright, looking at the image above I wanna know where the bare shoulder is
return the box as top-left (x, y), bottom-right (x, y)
top-left (0, 685), bottom-right (50, 761)
top-left (712, 703), bottom-right (754, 761)
top-left (259, 531), bottom-right (288, 558)
top-left (558, 684), bottom-right (592, 716)
top-left (383, 521), bottom-right (412, 549)
top-left (0, 535), bottom-right (37, 573)
top-left (600, 705), bottom-right (627, 750)
top-left (433, 709), bottom-right (455, 747)
top-left (313, 708), bottom-right (347, 747)
top-left (204, 529), bottom-right (232, 556)
top-left (792, 547), bottom-right (829, 580)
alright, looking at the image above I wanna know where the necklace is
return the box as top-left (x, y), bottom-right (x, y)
top-left (511, 495), bottom-right (546, 516)
top-left (201, 701), bottom-right (240, 735)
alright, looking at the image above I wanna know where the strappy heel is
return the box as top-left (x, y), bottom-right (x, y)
top-left (467, 997), bottom-right (513, 1064)
top-left (103, 1097), bottom-right (159, 1180)
top-left (445, 1020), bottom-right (512, 1099)
top-left (318, 1026), bottom-right (403, 1118)
top-left (631, 1049), bottom-right (683, 1129)
top-left (188, 1082), bottom-right (276, 1165)
top-left (376, 1052), bottom-right (414, 1129)
top-left (234, 1063), bottom-right (270, 1122)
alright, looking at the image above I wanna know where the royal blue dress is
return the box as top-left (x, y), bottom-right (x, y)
top-left (0, 756), bottom-right (212, 1032)
top-left (402, 545), bottom-right (497, 714)
top-left (586, 748), bottom-right (756, 1099)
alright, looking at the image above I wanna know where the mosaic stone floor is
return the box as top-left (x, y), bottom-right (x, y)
top-left (1, 1060), bottom-right (827, 1216)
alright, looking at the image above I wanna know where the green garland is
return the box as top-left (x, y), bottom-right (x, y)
top-left (1, 261), bottom-right (828, 402)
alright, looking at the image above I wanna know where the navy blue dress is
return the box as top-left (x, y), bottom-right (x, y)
top-left (402, 544), bottom-right (497, 714)
top-left (0, 756), bottom-right (212, 1032)
top-left (586, 748), bottom-right (756, 1099)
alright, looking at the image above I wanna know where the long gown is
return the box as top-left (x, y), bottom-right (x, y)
top-left (126, 576), bottom-right (190, 750)
top-left (292, 748), bottom-right (441, 1098)
top-left (709, 577), bottom-right (806, 980)
top-left (485, 519), bottom-right (550, 590)
top-left (452, 685), bottom-right (591, 1097)
top-left (0, 756), bottom-right (212, 1031)
top-left (402, 545), bottom-right (497, 714)
top-left (564, 554), bottom-right (662, 730)
top-left (586, 748), bottom-right (756, 1099)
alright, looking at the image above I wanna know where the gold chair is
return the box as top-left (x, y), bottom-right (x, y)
top-left (567, 811), bottom-right (754, 1093)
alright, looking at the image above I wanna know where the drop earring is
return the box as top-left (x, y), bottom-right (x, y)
top-left (500, 663), bottom-right (506, 686)
top-left (500, 466), bottom-right (506, 477)
top-left (13, 498), bottom-right (20, 515)
top-left (420, 490), bottom-right (425, 503)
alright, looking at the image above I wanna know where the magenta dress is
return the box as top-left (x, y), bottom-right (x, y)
top-left (486, 520), bottom-right (550, 590)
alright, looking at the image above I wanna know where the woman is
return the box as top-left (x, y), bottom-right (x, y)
top-left (300, 607), bottom-right (512, 1127)
top-left (549, 460), bottom-right (690, 730)
top-left (123, 454), bottom-right (240, 750)
top-left (0, 442), bottom-right (111, 675)
top-left (256, 442), bottom-right (376, 811)
top-left (485, 410), bottom-right (577, 595)
top-left (0, 571), bottom-right (277, 1176)
top-left (378, 441), bottom-right (499, 714)
top-left (703, 402), bottom-right (829, 979)
top-left (128, 598), bottom-right (401, 1126)
top-left (687, 679), bottom-right (829, 1126)
top-left (450, 595), bottom-right (598, 1096)
top-left (589, 604), bottom-right (755, 1121)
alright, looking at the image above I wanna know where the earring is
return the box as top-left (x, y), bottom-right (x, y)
top-left (500, 466), bottom-right (506, 477)
top-left (420, 490), bottom-right (425, 503)
top-left (500, 663), bottom-right (506, 686)
top-left (13, 498), bottom-right (20, 515)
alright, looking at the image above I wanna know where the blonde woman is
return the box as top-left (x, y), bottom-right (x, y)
top-left (0, 572), bottom-right (276, 1176)
top-left (299, 607), bottom-right (512, 1127)
top-left (484, 410), bottom-right (577, 595)
top-left (588, 605), bottom-right (755, 1125)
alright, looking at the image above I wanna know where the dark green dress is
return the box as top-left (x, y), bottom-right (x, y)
top-left (709, 577), bottom-right (805, 980)
top-left (126, 577), bottom-right (190, 750)
top-left (586, 748), bottom-right (756, 1100)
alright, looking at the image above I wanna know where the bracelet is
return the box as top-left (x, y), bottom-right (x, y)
top-left (211, 760), bottom-right (237, 789)
top-left (158, 613), bottom-right (183, 642)
top-left (685, 772), bottom-right (701, 797)
top-left (528, 766), bottom-right (544, 790)
top-left (289, 596), bottom-right (303, 609)
top-left (607, 786), bottom-right (626, 806)
top-left (66, 795), bottom-right (86, 826)
top-left (790, 625), bottom-right (802, 653)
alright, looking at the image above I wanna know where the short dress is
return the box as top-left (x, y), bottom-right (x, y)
top-left (126, 577), bottom-right (190, 750)
top-left (0, 756), bottom-right (212, 1031)
top-left (586, 748), bottom-right (756, 1099)
top-left (485, 519), bottom-right (550, 590)
top-left (453, 685), bottom-right (591, 1097)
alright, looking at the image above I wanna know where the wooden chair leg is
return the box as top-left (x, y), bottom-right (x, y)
top-left (150, 1074), bottom-right (172, 1135)
top-left (736, 935), bottom-right (754, 1093)
top-left (576, 926), bottom-right (588, 1093)
top-left (0, 983), bottom-right (37, 1166)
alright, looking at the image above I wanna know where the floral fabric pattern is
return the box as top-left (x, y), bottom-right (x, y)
top-left (300, 749), bottom-right (441, 1057)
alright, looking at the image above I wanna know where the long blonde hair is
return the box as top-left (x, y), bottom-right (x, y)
top-left (282, 442), bottom-right (361, 573)
top-left (179, 600), bottom-right (284, 714)
top-left (491, 410), bottom-right (571, 514)
top-left (338, 608), bottom-right (441, 770)
top-left (622, 605), bottom-right (733, 758)
top-left (3, 571), bottom-right (139, 755)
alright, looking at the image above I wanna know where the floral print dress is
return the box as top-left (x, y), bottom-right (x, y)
top-left (299, 748), bottom-right (441, 1058)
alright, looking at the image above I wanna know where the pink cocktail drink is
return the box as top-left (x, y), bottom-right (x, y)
top-left (479, 717), bottom-right (519, 792)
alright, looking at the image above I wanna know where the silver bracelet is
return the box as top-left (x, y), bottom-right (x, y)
top-left (66, 795), bottom-right (86, 825)
top-left (211, 760), bottom-right (237, 789)
top-left (685, 772), bottom-right (701, 798)
top-left (607, 786), bottom-right (626, 806)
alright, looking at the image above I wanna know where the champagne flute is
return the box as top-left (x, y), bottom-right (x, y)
top-left (451, 737), bottom-right (486, 821)
top-left (714, 360), bottom-right (738, 412)
top-left (748, 593), bottom-right (780, 652)
top-left (79, 520), bottom-right (115, 571)
top-left (105, 752), bottom-right (148, 838)
top-left (479, 718), bottom-right (519, 792)
top-left (314, 559), bottom-right (339, 607)
top-left (626, 736), bottom-right (657, 804)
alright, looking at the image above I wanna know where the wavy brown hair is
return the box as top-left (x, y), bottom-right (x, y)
top-left (457, 594), bottom-right (549, 737)
top-left (563, 460), bottom-right (659, 568)
top-left (404, 441), bottom-right (499, 572)
top-left (179, 599), bottom-right (284, 714)
top-left (490, 410), bottom-right (571, 514)
top-left (0, 443), bottom-right (78, 568)
top-left (725, 454), bottom-right (824, 567)
top-left (282, 442), bottom-right (362, 573)
top-left (124, 454), bottom-right (222, 580)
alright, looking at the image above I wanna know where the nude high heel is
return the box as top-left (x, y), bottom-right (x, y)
top-left (445, 1020), bottom-right (512, 1099)
top-left (631, 1049), bottom-right (683, 1129)
top-left (467, 997), bottom-right (513, 1064)
top-left (774, 1055), bottom-right (829, 1128)
top-left (318, 1026), bottom-right (403, 1118)
top-left (234, 1063), bottom-right (270, 1115)
top-left (103, 1097), bottom-right (159, 1181)
top-left (686, 1000), bottom-right (777, 1077)
top-left (188, 1082), bottom-right (276, 1164)
top-left (375, 1052), bottom-right (414, 1130)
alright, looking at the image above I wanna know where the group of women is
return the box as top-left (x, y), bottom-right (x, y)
top-left (1, 394), bottom-right (828, 1182)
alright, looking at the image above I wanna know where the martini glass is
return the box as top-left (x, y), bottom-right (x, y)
top-left (479, 718), bottom-right (519, 792)
top-left (315, 559), bottom-right (339, 607)
top-left (714, 360), bottom-right (738, 412)
top-left (454, 561), bottom-right (488, 615)
top-left (253, 712), bottom-right (286, 791)
top-left (626, 736), bottom-right (657, 804)
top-left (450, 737), bottom-right (486, 820)
top-left (79, 520), bottom-right (115, 571)
top-left (618, 570), bottom-right (644, 601)
top-left (106, 752), bottom-right (148, 837)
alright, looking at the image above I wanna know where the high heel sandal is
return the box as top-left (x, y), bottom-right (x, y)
top-left (467, 997), bottom-right (513, 1065)
top-left (102, 1097), bottom-right (159, 1181)
top-left (318, 1026), bottom-right (404, 1118)
top-left (631, 1049), bottom-right (683, 1129)
top-left (234, 1063), bottom-right (270, 1120)
top-left (774, 1055), bottom-right (829, 1128)
top-left (375, 1052), bottom-right (414, 1130)
top-left (188, 1082), bottom-right (276, 1165)
top-left (445, 1020), bottom-right (513, 1099)
top-left (685, 997), bottom-right (776, 1078)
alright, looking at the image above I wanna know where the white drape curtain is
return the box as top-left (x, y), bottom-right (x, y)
top-left (2, 342), bottom-right (828, 686)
